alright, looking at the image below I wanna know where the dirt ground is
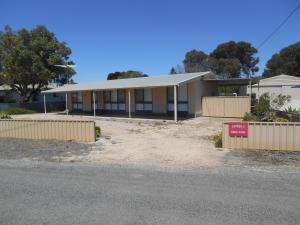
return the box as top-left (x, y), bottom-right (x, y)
top-left (6, 113), bottom-right (300, 168)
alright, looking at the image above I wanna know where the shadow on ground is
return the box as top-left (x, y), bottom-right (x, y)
top-left (0, 138), bottom-right (96, 162)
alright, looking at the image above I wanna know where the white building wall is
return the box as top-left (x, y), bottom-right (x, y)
top-left (247, 85), bottom-right (300, 110)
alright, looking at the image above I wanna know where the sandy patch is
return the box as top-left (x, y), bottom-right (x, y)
top-left (12, 113), bottom-right (231, 167)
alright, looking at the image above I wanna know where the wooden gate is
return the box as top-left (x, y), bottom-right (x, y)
top-left (202, 96), bottom-right (250, 118)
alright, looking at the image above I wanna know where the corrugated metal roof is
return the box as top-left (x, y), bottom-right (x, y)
top-left (42, 71), bottom-right (215, 93)
top-left (253, 74), bottom-right (300, 86)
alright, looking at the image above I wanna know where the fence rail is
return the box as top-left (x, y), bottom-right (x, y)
top-left (223, 122), bottom-right (300, 151)
top-left (0, 119), bottom-right (95, 142)
top-left (202, 96), bottom-right (250, 118)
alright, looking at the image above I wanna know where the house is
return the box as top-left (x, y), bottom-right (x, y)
top-left (42, 72), bottom-right (222, 121)
top-left (0, 84), bottom-right (66, 111)
top-left (0, 84), bottom-right (65, 104)
top-left (247, 74), bottom-right (300, 110)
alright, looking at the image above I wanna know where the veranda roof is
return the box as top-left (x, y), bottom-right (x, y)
top-left (42, 71), bottom-right (215, 93)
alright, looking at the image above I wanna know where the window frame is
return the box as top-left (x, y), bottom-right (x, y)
top-left (91, 92), bottom-right (100, 110)
top-left (71, 92), bottom-right (83, 111)
top-left (167, 85), bottom-right (189, 114)
top-left (103, 90), bottom-right (126, 112)
top-left (135, 88), bottom-right (152, 112)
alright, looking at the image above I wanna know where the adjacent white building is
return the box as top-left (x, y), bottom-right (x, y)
top-left (0, 84), bottom-right (65, 103)
top-left (247, 74), bottom-right (300, 110)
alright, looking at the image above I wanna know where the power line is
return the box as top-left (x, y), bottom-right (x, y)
top-left (257, 2), bottom-right (300, 49)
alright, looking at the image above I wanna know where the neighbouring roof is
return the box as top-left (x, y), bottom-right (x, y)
top-left (252, 74), bottom-right (300, 87)
top-left (42, 71), bottom-right (216, 93)
top-left (205, 77), bottom-right (260, 86)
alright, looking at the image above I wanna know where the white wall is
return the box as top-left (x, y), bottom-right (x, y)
top-left (247, 85), bottom-right (300, 109)
top-left (188, 80), bottom-right (218, 117)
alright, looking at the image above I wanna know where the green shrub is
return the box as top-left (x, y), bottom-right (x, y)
top-left (284, 106), bottom-right (300, 114)
top-left (5, 99), bottom-right (17, 103)
top-left (270, 94), bottom-right (291, 110)
top-left (261, 111), bottom-right (277, 122)
top-left (243, 112), bottom-right (259, 121)
top-left (255, 93), bottom-right (270, 116)
top-left (95, 126), bottom-right (101, 138)
top-left (254, 93), bottom-right (291, 117)
top-left (0, 107), bottom-right (35, 115)
top-left (212, 132), bottom-right (222, 148)
top-left (275, 117), bottom-right (289, 122)
top-left (0, 113), bottom-right (12, 119)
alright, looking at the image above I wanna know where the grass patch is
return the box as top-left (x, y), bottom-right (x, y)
top-left (0, 107), bottom-right (36, 115)
top-left (95, 126), bottom-right (101, 138)
top-left (0, 114), bottom-right (12, 119)
top-left (212, 132), bottom-right (222, 148)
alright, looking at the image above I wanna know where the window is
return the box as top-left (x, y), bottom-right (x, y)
top-left (104, 91), bottom-right (111, 102)
top-left (134, 89), bottom-right (142, 103)
top-left (167, 85), bottom-right (188, 113)
top-left (91, 92), bottom-right (100, 110)
top-left (117, 90), bottom-right (126, 110)
top-left (111, 90), bottom-right (117, 102)
top-left (135, 88), bottom-right (152, 112)
top-left (72, 92), bottom-right (83, 110)
top-left (167, 87), bottom-right (174, 102)
top-left (167, 85), bottom-right (188, 102)
top-left (103, 90), bottom-right (126, 111)
top-left (117, 90), bottom-right (125, 103)
top-left (144, 88), bottom-right (152, 102)
top-left (178, 85), bottom-right (188, 102)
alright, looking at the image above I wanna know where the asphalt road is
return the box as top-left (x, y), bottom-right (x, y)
top-left (0, 160), bottom-right (299, 225)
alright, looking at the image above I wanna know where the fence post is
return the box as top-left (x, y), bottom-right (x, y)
top-left (44, 94), bottom-right (47, 114)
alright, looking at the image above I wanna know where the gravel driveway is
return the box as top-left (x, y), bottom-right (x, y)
top-left (0, 138), bottom-right (95, 162)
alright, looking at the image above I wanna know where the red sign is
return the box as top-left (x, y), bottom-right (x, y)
top-left (228, 122), bottom-right (248, 137)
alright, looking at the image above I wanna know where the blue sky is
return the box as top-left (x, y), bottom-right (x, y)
top-left (1, 0), bottom-right (299, 82)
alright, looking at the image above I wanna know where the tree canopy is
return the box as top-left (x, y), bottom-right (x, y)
top-left (171, 41), bottom-right (259, 78)
top-left (107, 70), bottom-right (148, 80)
top-left (169, 67), bottom-right (176, 74)
top-left (209, 41), bottom-right (259, 78)
top-left (0, 25), bottom-right (75, 102)
top-left (183, 50), bottom-right (209, 73)
top-left (263, 42), bottom-right (300, 78)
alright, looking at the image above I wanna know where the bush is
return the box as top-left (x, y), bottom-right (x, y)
top-left (212, 132), bottom-right (222, 148)
top-left (4, 99), bottom-right (16, 103)
top-left (95, 126), bottom-right (101, 138)
top-left (284, 106), bottom-right (300, 114)
top-left (255, 93), bottom-right (270, 116)
top-left (270, 94), bottom-right (291, 111)
top-left (260, 111), bottom-right (277, 122)
top-left (243, 112), bottom-right (259, 121)
top-left (0, 113), bottom-right (12, 119)
top-left (275, 117), bottom-right (289, 122)
top-left (0, 107), bottom-right (35, 115)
